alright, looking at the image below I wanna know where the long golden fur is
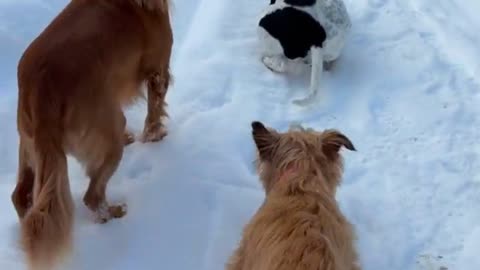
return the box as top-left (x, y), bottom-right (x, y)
top-left (226, 121), bottom-right (361, 270)
top-left (11, 0), bottom-right (173, 269)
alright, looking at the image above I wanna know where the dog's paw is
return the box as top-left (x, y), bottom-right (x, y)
top-left (93, 203), bottom-right (112, 224)
top-left (94, 203), bottom-right (127, 224)
top-left (124, 131), bottom-right (135, 146)
top-left (141, 123), bottom-right (167, 143)
top-left (262, 56), bottom-right (287, 73)
top-left (108, 203), bottom-right (128, 219)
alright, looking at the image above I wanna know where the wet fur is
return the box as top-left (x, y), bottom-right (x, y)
top-left (226, 121), bottom-right (361, 270)
top-left (12, 0), bottom-right (172, 269)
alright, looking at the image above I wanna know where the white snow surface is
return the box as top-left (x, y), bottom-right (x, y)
top-left (1, 0), bottom-right (480, 269)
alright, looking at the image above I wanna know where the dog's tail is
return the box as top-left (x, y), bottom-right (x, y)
top-left (133, 0), bottom-right (170, 12)
top-left (293, 46), bottom-right (323, 105)
top-left (21, 133), bottom-right (74, 270)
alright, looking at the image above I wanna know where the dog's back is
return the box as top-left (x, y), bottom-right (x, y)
top-left (230, 193), bottom-right (358, 270)
top-left (259, 6), bottom-right (327, 59)
top-left (18, 0), bottom-right (170, 117)
top-left (18, 0), bottom-right (173, 148)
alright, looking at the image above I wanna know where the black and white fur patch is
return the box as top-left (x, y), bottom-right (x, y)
top-left (259, 7), bottom-right (326, 60)
top-left (257, 0), bottom-right (352, 105)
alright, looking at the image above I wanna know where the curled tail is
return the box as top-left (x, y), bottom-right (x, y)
top-left (21, 136), bottom-right (74, 270)
top-left (133, 0), bottom-right (170, 12)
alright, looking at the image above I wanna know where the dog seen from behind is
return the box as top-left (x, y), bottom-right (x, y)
top-left (257, 0), bottom-right (352, 105)
top-left (12, 0), bottom-right (173, 269)
top-left (226, 121), bottom-right (360, 270)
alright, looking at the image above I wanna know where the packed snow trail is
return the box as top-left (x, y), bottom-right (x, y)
top-left (1, 0), bottom-right (480, 270)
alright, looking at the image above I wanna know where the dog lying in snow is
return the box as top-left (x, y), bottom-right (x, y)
top-left (257, 0), bottom-right (352, 105)
top-left (226, 121), bottom-right (360, 270)
top-left (12, 0), bottom-right (172, 269)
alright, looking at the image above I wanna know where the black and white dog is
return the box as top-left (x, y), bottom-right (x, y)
top-left (258, 0), bottom-right (351, 105)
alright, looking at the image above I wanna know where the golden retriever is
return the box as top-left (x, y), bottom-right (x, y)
top-left (11, 0), bottom-right (173, 269)
top-left (226, 121), bottom-right (361, 270)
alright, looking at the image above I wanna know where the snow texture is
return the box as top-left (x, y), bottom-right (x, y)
top-left (1, 0), bottom-right (480, 269)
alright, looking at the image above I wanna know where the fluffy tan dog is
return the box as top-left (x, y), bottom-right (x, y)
top-left (226, 121), bottom-right (361, 270)
top-left (11, 0), bottom-right (172, 269)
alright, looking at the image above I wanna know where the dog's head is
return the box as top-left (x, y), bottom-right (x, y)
top-left (251, 121), bottom-right (355, 194)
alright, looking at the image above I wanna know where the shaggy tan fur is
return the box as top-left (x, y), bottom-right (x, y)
top-left (11, 0), bottom-right (173, 269)
top-left (226, 121), bottom-right (361, 270)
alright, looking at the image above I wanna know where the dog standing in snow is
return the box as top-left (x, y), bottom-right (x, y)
top-left (257, 0), bottom-right (352, 105)
top-left (12, 0), bottom-right (172, 269)
top-left (226, 121), bottom-right (360, 270)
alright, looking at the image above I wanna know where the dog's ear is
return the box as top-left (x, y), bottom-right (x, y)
top-left (252, 121), bottom-right (277, 160)
top-left (321, 130), bottom-right (356, 158)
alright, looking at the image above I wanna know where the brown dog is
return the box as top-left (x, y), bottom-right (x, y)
top-left (11, 0), bottom-right (172, 269)
top-left (226, 121), bottom-right (361, 270)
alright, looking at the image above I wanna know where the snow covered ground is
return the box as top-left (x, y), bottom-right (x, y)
top-left (1, 0), bottom-right (480, 269)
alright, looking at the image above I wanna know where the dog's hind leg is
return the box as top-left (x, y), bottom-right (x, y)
top-left (83, 109), bottom-right (127, 223)
top-left (11, 138), bottom-right (35, 219)
top-left (293, 46), bottom-right (323, 105)
top-left (142, 70), bottom-right (170, 143)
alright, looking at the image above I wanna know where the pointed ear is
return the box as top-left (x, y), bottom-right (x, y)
top-left (322, 130), bottom-right (356, 158)
top-left (251, 121), bottom-right (277, 159)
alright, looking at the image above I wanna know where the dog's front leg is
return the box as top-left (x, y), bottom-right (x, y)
top-left (142, 71), bottom-right (169, 143)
